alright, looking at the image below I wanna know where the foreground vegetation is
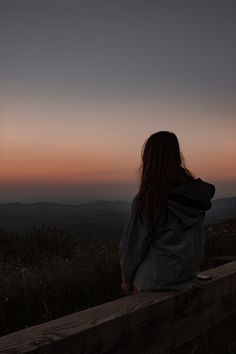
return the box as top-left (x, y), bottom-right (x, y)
top-left (0, 218), bottom-right (236, 337)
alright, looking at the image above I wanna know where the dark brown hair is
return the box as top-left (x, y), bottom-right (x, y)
top-left (135, 131), bottom-right (195, 226)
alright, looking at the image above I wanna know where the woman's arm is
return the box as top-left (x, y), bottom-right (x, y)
top-left (119, 196), bottom-right (153, 283)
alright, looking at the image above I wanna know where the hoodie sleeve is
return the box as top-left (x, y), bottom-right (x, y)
top-left (119, 195), bottom-right (152, 283)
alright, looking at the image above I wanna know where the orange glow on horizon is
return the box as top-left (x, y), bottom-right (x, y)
top-left (0, 149), bottom-right (235, 186)
top-left (1, 95), bottom-right (235, 191)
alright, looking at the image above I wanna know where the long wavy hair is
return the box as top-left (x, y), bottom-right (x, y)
top-left (135, 131), bottom-right (195, 226)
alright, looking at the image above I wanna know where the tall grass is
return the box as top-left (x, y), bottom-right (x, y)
top-left (0, 225), bottom-right (122, 336)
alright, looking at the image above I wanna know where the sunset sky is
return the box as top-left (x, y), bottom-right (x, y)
top-left (0, 0), bottom-right (235, 203)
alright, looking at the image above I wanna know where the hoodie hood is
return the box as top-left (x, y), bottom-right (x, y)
top-left (168, 178), bottom-right (215, 229)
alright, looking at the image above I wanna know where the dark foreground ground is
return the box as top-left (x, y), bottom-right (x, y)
top-left (0, 218), bottom-right (236, 338)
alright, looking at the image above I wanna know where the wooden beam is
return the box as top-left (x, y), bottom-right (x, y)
top-left (209, 255), bottom-right (236, 267)
top-left (0, 261), bottom-right (236, 354)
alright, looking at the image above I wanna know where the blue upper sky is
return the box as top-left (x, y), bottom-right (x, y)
top-left (1, 0), bottom-right (235, 99)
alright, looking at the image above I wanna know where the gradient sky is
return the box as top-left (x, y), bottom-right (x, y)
top-left (0, 0), bottom-right (235, 203)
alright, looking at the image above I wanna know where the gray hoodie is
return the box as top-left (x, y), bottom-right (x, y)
top-left (119, 178), bottom-right (215, 291)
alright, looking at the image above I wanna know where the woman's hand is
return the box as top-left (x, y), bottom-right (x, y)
top-left (121, 281), bottom-right (134, 296)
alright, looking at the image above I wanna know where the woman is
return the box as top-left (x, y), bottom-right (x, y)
top-left (119, 131), bottom-right (215, 296)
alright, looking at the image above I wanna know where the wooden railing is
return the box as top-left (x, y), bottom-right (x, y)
top-left (1, 260), bottom-right (236, 354)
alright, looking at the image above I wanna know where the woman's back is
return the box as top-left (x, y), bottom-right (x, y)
top-left (133, 178), bottom-right (215, 290)
top-left (119, 177), bottom-right (215, 291)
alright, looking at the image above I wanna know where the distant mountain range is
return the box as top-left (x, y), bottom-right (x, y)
top-left (0, 199), bottom-right (130, 241)
top-left (0, 197), bottom-right (235, 240)
top-left (204, 196), bottom-right (236, 224)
